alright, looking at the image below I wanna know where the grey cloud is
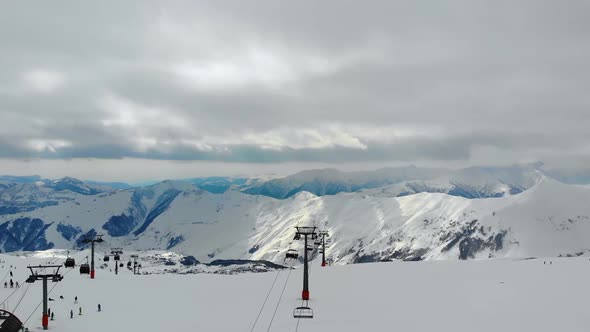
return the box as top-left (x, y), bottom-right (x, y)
top-left (1, 0), bottom-right (590, 172)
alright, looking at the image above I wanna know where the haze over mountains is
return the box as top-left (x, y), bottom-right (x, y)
top-left (0, 164), bottom-right (589, 264)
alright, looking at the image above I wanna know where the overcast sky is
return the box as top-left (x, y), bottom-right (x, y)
top-left (1, 0), bottom-right (589, 181)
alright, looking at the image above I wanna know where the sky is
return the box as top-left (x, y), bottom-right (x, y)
top-left (1, 0), bottom-right (590, 182)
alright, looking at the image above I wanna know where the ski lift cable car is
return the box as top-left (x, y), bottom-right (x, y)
top-left (79, 263), bottom-right (90, 274)
top-left (64, 257), bottom-right (75, 268)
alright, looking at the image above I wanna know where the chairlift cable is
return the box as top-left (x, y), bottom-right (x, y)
top-left (266, 267), bottom-right (292, 332)
top-left (12, 282), bottom-right (32, 312)
top-left (0, 269), bottom-right (10, 285)
top-left (249, 270), bottom-right (282, 332)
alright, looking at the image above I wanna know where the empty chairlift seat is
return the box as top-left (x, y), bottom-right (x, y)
top-left (285, 249), bottom-right (299, 260)
top-left (64, 257), bottom-right (76, 268)
top-left (79, 263), bottom-right (90, 274)
top-left (293, 306), bottom-right (314, 319)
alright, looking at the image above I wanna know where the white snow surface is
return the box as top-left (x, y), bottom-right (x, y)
top-left (0, 250), bottom-right (588, 331)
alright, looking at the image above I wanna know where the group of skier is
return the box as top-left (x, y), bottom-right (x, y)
top-left (3, 279), bottom-right (19, 288)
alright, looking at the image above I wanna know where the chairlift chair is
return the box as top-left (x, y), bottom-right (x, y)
top-left (306, 244), bottom-right (313, 251)
top-left (103, 255), bottom-right (110, 262)
top-left (79, 263), bottom-right (90, 274)
top-left (293, 306), bottom-right (314, 319)
top-left (64, 257), bottom-right (75, 268)
top-left (114, 254), bottom-right (121, 261)
top-left (285, 249), bottom-right (299, 260)
top-left (314, 239), bottom-right (321, 246)
top-left (119, 263), bottom-right (124, 268)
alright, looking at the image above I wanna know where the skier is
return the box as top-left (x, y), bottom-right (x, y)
top-left (51, 312), bottom-right (55, 321)
top-left (79, 307), bottom-right (82, 316)
top-left (3, 282), bottom-right (6, 288)
top-left (9, 280), bottom-right (13, 288)
top-left (98, 304), bottom-right (101, 312)
top-left (74, 296), bottom-right (78, 304)
top-left (70, 310), bottom-right (73, 319)
top-left (15, 281), bottom-right (19, 288)
top-left (47, 308), bottom-right (51, 317)
top-left (9, 271), bottom-right (12, 277)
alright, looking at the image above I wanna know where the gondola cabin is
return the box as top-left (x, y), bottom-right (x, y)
top-left (64, 257), bottom-right (75, 268)
top-left (79, 263), bottom-right (90, 274)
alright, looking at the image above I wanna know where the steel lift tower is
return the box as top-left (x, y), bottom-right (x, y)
top-left (293, 226), bottom-right (317, 300)
top-left (26, 265), bottom-right (63, 330)
top-left (80, 234), bottom-right (104, 279)
top-left (318, 230), bottom-right (330, 267)
top-left (111, 248), bottom-right (123, 275)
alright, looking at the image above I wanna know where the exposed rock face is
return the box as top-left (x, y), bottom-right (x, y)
top-left (0, 218), bottom-right (54, 251)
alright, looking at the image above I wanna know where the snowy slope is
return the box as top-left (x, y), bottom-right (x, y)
top-left (0, 251), bottom-right (589, 332)
top-left (0, 175), bottom-right (589, 264)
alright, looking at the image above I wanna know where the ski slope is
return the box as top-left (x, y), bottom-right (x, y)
top-left (0, 250), bottom-right (588, 331)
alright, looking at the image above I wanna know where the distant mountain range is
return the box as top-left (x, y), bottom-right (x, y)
top-left (1, 164), bottom-right (589, 264)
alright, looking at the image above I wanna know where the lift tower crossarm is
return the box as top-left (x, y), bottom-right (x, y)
top-left (26, 265), bottom-right (63, 330)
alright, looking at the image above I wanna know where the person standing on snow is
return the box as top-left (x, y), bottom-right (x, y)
top-left (98, 304), bottom-right (101, 312)
top-left (70, 310), bottom-right (73, 319)
top-left (74, 296), bottom-right (78, 304)
top-left (79, 307), bottom-right (82, 315)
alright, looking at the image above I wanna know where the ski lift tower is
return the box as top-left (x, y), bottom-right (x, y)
top-left (293, 226), bottom-right (317, 300)
top-left (80, 234), bottom-right (104, 279)
top-left (318, 230), bottom-right (329, 267)
top-left (130, 255), bottom-right (142, 275)
top-left (111, 248), bottom-right (123, 275)
top-left (26, 265), bottom-right (63, 330)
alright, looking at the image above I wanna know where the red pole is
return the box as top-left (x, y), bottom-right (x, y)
top-left (90, 270), bottom-right (95, 279)
top-left (42, 313), bottom-right (48, 329)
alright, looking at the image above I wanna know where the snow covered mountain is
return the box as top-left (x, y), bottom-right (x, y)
top-left (0, 171), bottom-right (588, 264)
top-left (242, 164), bottom-right (544, 199)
